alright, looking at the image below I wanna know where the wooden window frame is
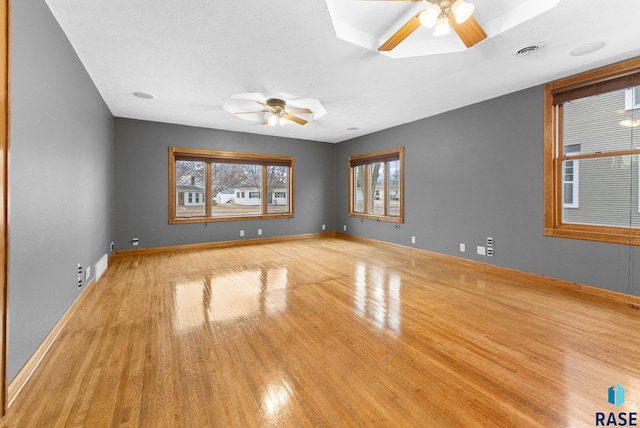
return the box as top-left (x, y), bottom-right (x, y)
top-left (348, 147), bottom-right (404, 223)
top-left (169, 147), bottom-right (294, 224)
top-left (544, 57), bottom-right (640, 245)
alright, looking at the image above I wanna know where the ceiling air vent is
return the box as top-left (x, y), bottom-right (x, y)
top-left (512, 43), bottom-right (545, 57)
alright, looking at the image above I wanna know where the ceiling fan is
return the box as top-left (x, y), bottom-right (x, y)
top-left (374, 0), bottom-right (487, 52)
top-left (234, 98), bottom-right (313, 126)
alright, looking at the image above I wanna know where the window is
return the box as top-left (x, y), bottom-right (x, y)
top-left (169, 147), bottom-right (294, 223)
top-left (625, 86), bottom-right (640, 110)
top-left (563, 144), bottom-right (580, 208)
top-left (349, 147), bottom-right (404, 223)
top-left (544, 57), bottom-right (640, 245)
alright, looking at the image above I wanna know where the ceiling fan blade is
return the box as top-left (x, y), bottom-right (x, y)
top-left (257, 101), bottom-right (277, 112)
top-left (449, 14), bottom-right (487, 48)
top-left (284, 113), bottom-right (308, 125)
top-left (261, 115), bottom-right (271, 125)
top-left (378, 11), bottom-right (423, 51)
top-left (286, 108), bottom-right (313, 114)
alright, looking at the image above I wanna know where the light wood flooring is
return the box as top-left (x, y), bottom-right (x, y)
top-left (2, 236), bottom-right (640, 427)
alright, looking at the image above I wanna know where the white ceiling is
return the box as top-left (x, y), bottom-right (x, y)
top-left (44, 0), bottom-right (640, 144)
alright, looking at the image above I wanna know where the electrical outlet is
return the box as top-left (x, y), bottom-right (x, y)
top-left (85, 266), bottom-right (91, 281)
top-left (132, 237), bottom-right (139, 246)
top-left (487, 237), bottom-right (494, 247)
top-left (460, 243), bottom-right (466, 252)
top-left (411, 236), bottom-right (416, 244)
top-left (487, 247), bottom-right (494, 257)
top-left (477, 246), bottom-right (486, 256)
top-left (110, 242), bottom-right (114, 252)
top-left (240, 230), bottom-right (244, 237)
top-left (343, 225), bottom-right (347, 231)
top-left (258, 229), bottom-right (262, 236)
top-left (77, 264), bottom-right (83, 287)
top-left (322, 224), bottom-right (326, 230)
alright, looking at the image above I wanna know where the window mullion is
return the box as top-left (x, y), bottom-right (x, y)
top-left (205, 162), bottom-right (212, 217)
top-left (364, 164), bottom-right (370, 215)
top-left (383, 161), bottom-right (388, 216)
top-left (563, 149), bottom-right (640, 161)
top-left (555, 104), bottom-right (564, 227)
top-left (261, 165), bottom-right (268, 215)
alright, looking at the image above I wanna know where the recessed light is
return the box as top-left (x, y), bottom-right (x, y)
top-left (347, 127), bottom-right (359, 131)
top-left (569, 42), bottom-right (607, 57)
top-left (512, 43), bottom-right (545, 57)
top-left (133, 92), bottom-right (154, 99)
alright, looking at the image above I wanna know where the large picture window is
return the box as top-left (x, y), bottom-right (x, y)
top-left (544, 57), bottom-right (640, 245)
top-left (349, 147), bottom-right (404, 223)
top-left (169, 147), bottom-right (294, 223)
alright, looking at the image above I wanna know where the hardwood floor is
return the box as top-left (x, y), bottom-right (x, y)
top-left (3, 236), bottom-right (640, 427)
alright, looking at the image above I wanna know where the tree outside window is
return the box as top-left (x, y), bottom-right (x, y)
top-left (169, 147), bottom-right (294, 223)
top-left (349, 147), bottom-right (404, 223)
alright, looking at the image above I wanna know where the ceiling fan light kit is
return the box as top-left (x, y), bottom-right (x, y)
top-left (326, 0), bottom-right (560, 58)
top-left (266, 114), bottom-right (285, 127)
top-left (433, 15), bottom-right (451, 36)
top-left (378, 0), bottom-right (485, 52)
top-left (451, 0), bottom-right (474, 24)
top-left (418, 4), bottom-right (440, 28)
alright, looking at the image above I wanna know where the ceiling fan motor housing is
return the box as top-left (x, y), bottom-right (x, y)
top-left (266, 98), bottom-right (286, 111)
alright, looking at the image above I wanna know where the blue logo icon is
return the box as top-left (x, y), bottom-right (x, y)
top-left (608, 384), bottom-right (625, 407)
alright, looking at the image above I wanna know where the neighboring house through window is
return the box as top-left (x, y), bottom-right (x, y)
top-left (544, 57), bottom-right (640, 244)
top-left (625, 86), bottom-right (640, 110)
top-left (348, 147), bottom-right (404, 223)
top-left (169, 147), bottom-right (294, 223)
top-left (563, 144), bottom-right (580, 208)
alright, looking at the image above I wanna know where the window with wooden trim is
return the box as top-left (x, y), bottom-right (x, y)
top-left (349, 147), bottom-right (404, 223)
top-left (169, 147), bottom-right (294, 223)
top-left (626, 86), bottom-right (640, 110)
top-left (562, 144), bottom-right (580, 208)
top-left (544, 57), bottom-right (640, 245)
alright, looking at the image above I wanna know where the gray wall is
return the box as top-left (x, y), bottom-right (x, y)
top-left (114, 119), bottom-right (335, 250)
top-left (335, 86), bottom-right (639, 297)
top-left (9, 0), bottom-right (115, 381)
